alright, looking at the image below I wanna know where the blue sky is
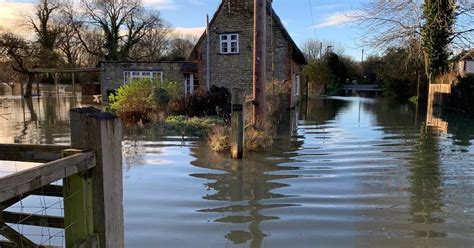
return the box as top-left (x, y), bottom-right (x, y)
top-left (0, 0), bottom-right (369, 59)
top-left (160, 0), bottom-right (367, 59)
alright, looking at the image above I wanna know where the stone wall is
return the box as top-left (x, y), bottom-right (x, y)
top-left (194, 0), bottom-right (302, 95)
top-left (100, 62), bottom-right (187, 101)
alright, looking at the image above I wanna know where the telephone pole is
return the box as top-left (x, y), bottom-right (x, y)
top-left (253, 0), bottom-right (267, 126)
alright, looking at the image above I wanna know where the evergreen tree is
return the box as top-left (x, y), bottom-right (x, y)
top-left (421, 0), bottom-right (456, 82)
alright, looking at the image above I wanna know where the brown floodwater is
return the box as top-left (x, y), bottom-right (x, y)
top-left (1, 96), bottom-right (474, 247)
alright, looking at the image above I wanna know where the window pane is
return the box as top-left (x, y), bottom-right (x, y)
top-left (221, 42), bottom-right (228, 53)
top-left (221, 35), bottom-right (228, 41)
top-left (231, 42), bottom-right (238, 53)
top-left (231, 34), bottom-right (238, 40)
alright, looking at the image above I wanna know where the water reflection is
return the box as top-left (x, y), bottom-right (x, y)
top-left (1, 96), bottom-right (474, 247)
top-left (0, 97), bottom-right (93, 144)
top-left (189, 136), bottom-right (302, 246)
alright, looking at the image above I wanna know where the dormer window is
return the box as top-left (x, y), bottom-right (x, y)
top-left (220, 34), bottom-right (239, 54)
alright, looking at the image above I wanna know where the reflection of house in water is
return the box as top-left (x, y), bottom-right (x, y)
top-left (188, 136), bottom-right (302, 246)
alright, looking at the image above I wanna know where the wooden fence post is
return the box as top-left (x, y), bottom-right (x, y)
top-left (231, 88), bottom-right (245, 159)
top-left (69, 107), bottom-right (124, 248)
top-left (62, 149), bottom-right (94, 248)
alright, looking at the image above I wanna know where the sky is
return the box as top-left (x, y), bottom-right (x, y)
top-left (0, 0), bottom-right (369, 59)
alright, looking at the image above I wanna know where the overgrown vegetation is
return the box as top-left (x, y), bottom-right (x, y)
top-left (108, 78), bottom-right (232, 138)
top-left (208, 81), bottom-right (287, 153)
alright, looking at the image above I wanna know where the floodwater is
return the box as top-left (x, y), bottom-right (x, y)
top-left (1, 96), bottom-right (474, 247)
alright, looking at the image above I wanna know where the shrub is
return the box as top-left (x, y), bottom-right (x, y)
top-left (184, 86), bottom-right (231, 119)
top-left (208, 125), bottom-right (231, 152)
top-left (168, 97), bottom-right (186, 115)
top-left (149, 87), bottom-right (170, 110)
top-left (245, 126), bottom-right (274, 151)
top-left (434, 72), bottom-right (457, 85)
top-left (108, 79), bottom-right (183, 122)
top-left (109, 79), bottom-right (155, 122)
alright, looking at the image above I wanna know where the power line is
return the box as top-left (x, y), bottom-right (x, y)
top-left (308, 0), bottom-right (318, 38)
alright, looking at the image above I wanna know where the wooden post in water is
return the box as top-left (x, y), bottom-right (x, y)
top-left (231, 88), bottom-right (245, 159)
top-left (69, 107), bottom-right (124, 248)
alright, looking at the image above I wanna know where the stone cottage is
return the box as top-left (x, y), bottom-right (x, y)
top-left (100, 61), bottom-right (197, 102)
top-left (190, 0), bottom-right (307, 95)
top-left (100, 0), bottom-right (307, 102)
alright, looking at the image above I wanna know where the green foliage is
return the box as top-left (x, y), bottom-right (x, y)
top-left (302, 52), bottom-right (358, 96)
top-left (409, 96), bottom-right (418, 104)
top-left (165, 115), bottom-right (225, 136)
top-left (109, 79), bottom-right (155, 122)
top-left (422, 0), bottom-right (456, 80)
top-left (376, 46), bottom-right (425, 99)
top-left (184, 86), bottom-right (231, 119)
top-left (108, 79), bottom-right (183, 122)
top-left (149, 87), bottom-right (170, 110)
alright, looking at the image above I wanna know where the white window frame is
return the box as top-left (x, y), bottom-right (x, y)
top-left (220, 33), bottom-right (239, 54)
top-left (184, 73), bottom-right (194, 95)
top-left (123, 70), bottom-right (163, 84)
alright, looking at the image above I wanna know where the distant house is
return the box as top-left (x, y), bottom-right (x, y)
top-left (453, 49), bottom-right (474, 77)
top-left (101, 0), bottom-right (307, 102)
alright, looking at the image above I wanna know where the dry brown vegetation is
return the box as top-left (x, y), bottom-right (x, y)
top-left (433, 72), bottom-right (458, 85)
top-left (209, 80), bottom-right (290, 153)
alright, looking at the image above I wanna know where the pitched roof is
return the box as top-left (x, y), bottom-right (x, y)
top-left (452, 49), bottom-right (474, 61)
top-left (189, 2), bottom-right (307, 65)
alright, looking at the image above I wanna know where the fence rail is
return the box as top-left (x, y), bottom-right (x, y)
top-left (0, 107), bottom-right (124, 248)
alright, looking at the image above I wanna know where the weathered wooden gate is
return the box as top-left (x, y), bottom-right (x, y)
top-left (0, 107), bottom-right (124, 248)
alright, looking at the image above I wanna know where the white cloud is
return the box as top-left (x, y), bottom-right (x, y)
top-left (0, 1), bottom-right (34, 33)
top-left (171, 27), bottom-right (205, 38)
top-left (142, 0), bottom-right (177, 9)
top-left (312, 11), bottom-right (363, 29)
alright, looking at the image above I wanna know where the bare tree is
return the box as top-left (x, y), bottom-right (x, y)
top-left (0, 61), bottom-right (27, 91)
top-left (358, 0), bottom-right (473, 50)
top-left (56, 9), bottom-right (86, 67)
top-left (28, 0), bottom-right (63, 67)
top-left (0, 33), bottom-right (38, 97)
top-left (130, 22), bottom-right (171, 61)
top-left (301, 39), bottom-right (345, 61)
top-left (72, 0), bottom-right (166, 61)
top-left (301, 39), bottom-right (321, 61)
top-left (164, 34), bottom-right (198, 61)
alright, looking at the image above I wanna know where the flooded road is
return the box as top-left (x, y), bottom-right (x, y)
top-left (1, 96), bottom-right (474, 247)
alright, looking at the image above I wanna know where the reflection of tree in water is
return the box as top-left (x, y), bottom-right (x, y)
top-left (300, 97), bottom-right (349, 124)
top-left (408, 127), bottom-right (445, 238)
top-left (189, 136), bottom-right (302, 247)
top-left (10, 97), bottom-right (82, 144)
top-left (362, 98), bottom-right (446, 238)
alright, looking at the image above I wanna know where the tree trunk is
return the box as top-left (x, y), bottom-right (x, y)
top-left (23, 74), bottom-right (34, 98)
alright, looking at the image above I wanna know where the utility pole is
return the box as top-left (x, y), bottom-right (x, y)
top-left (360, 49), bottom-right (364, 84)
top-left (206, 14), bottom-right (211, 91)
top-left (253, 0), bottom-right (267, 126)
